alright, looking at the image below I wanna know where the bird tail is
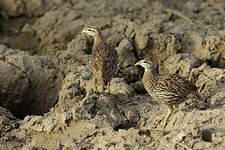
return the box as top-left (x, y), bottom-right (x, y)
top-left (191, 91), bottom-right (205, 102)
top-left (192, 91), bottom-right (209, 109)
top-left (114, 62), bottom-right (120, 75)
top-left (194, 92), bottom-right (203, 100)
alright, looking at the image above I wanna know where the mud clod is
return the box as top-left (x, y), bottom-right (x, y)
top-left (1, 0), bottom-right (225, 150)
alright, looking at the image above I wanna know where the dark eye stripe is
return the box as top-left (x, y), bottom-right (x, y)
top-left (142, 60), bottom-right (148, 63)
top-left (142, 60), bottom-right (153, 65)
top-left (87, 28), bottom-right (96, 32)
top-left (90, 26), bottom-right (96, 29)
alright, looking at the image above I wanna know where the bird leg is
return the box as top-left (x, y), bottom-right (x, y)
top-left (172, 104), bottom-right (179, 114)
top-left (92, 78), bottom-right (98, 92)
top-left (163, 105), bottom-right (173, 128)
top-left (106, 81), bottom-right (111, 93)
top-left (83, 88), bottom-right (94, 100)
top-left (98, 79), bottom-right (105, 93)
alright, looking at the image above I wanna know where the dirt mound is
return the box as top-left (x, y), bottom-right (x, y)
top-left (0, 44), bottom-right (63, 118)
top-left (0, 0), bottom-right (225, 150)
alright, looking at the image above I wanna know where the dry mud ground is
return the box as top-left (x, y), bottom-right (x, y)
top-left (0, 0), bottom-right (225, 149)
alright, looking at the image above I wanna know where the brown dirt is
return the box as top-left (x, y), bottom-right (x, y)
top-left (0, 0), bottom-right (225, 149)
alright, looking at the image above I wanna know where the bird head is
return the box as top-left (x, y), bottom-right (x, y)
top-left (135, 60), bottom-right (156, 70)
top-left (82, 26), bottom-right (100, 37)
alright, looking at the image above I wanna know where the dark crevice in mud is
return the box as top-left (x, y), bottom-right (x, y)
top-left (0, 62), bottom-right (32, 119)
top-left (0, 93), bottom-right (29, 119)
top-left (0, 57), bottom-right (63, 119)
top-left (84, 132), bottom-right (98, 141)
top-left (202, 129), bottom-right (213, 142)
top-left (138, 129), bottom-right (151, 137)
top-left (206, 60), bottom-right (225, 69)
top-left (113, 122), bottom-right (136, 131)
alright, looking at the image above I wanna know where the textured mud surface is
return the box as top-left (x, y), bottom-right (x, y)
top-left (0, 0), bottom-right (225, 149)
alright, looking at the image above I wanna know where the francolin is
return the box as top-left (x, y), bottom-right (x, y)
top-left (135, 60), bottom-right (202, 128)
top-left (82, 26), bottom-right (119, 93)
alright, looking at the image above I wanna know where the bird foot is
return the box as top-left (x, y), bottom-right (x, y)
top-left (162, 107), bottom-right (174, 128)
top-left (105, 88), bottom-right (110, 94)
top-left (84, 89), bottom-right (94, 100)
top-left (104, 82), bottom-right (111, 94)
top-left (162, 120), bottom-right (168, 129)
top-left (84, 88), bottom-right (100, 99)
top-left (153, 114), bottom-right (165, 129)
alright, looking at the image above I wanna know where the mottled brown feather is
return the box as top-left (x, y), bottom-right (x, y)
top-left (90, 30), bottom-right (119, 88)
top-left (137, 60), bottom-right (202, 127)
top-left (142, 70), bottom-right (200, 106)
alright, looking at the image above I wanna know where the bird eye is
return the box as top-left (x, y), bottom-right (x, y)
top-left (143, 60), bottom-right (148, 63)
top-left (88, 28), bottom-right (96, 32)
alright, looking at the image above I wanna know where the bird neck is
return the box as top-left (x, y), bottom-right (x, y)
top-left (143, 68), bottom-right (158, 79)
top-left (142, 69), bottom-right (158, 92)
top-left (94, 35), bottom-right (102, 44)
top-left (93, 34), bottom-right (104, 48)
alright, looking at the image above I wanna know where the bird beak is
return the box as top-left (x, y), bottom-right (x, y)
top-left (135, 62), bottom-right (140, 66)
top-left (81, 28), bottom-right (86, 33)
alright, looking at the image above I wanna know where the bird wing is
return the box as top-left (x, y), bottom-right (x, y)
top-left (90, 42), bottom-right (118, 83)
top-left (155, 74), bottom-right (197, 103)
top-left (101, 45), bottom-right (119, 81)
top-left (90, 47), bottom-right (103, 78)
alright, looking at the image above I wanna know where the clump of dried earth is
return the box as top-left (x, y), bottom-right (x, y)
top-left (0, 0), bottom-right (225, 149)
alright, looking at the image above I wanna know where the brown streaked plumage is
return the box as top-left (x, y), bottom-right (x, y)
top-left (135, 60), bottom-right (202, 128)
top-left (82, 26), bottom-right (119, 93)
